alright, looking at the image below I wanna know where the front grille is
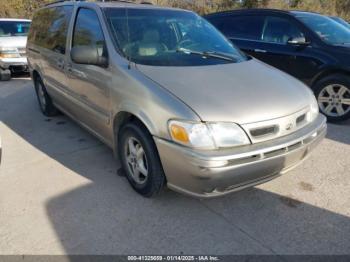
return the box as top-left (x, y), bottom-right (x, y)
top-left (9, 65), bottom-right (28, 73)
top-left (242, 108), bottom-right (312, 144)
top-left (225, 127), bottom-right (323, 168)
top-left (296, 114), bottom-right (306, 125)
top-left (264, 147), bottom-right (287, 158)
top-left (250, 125), bottom-right (278, 138)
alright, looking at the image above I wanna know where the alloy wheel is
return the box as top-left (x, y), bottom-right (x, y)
top-left (124, 137), bottom-right (149, 185)
top-left (318, 84), bottom-right (350, 117)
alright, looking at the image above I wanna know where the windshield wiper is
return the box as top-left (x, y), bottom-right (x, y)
top-left (176, 48), bottom-right (235, 62)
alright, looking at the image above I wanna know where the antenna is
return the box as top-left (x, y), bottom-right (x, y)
top-left (125, 7), bottom-right (132, 70)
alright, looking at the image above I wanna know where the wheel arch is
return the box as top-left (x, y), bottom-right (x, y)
top-left (311, 68), bottom-right (350, 88)
top-left (112, 110), bottom-right (157, 153)
top-left (31, 68), bottom-right (45, 86)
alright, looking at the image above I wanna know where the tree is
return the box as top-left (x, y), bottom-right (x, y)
top-left (0, 0), bottom-right (51, 18)
top-left (1, 0), bottom-right (350, 20)
top-left (240, 0), bottom-right (270, 8)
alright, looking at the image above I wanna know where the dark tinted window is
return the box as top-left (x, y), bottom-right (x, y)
top-left (330, 16), bottom-right (350, 30)
top-left (211, 15), bottom-right (265, 40)
top-left (73, 8), bottom-right (105, 52)
top-left (0, 21), bottom-right (31, 37)
top-left (28, 6), bottom-right (73, 54)
top-left (297, 13), bottom-right (350, 45)
top-left (262, 16), bottom-right (304, 44)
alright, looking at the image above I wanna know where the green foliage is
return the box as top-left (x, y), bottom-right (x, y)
top-left (0, 0), bottom-right (350, 20)
top-left (0, 0), bottom-right (51, 18)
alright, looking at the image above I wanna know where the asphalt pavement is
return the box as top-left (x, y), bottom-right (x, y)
top-left (0, 77), bottom-right (349, 255)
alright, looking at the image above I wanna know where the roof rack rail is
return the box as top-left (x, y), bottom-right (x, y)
top-left (45, 0), bottom-right (85, 6)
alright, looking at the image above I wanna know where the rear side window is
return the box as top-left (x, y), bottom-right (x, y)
top-left (211, 15), bottom-right (265, 41)
top-left (28, 5), bottom-right (73, 54)
top-left (73, 8), bottom-right (106, 52)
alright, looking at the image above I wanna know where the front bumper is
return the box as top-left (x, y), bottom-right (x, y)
top-left (155, 115), bottom-right (327, 198)
top-left (0, 57), bottom-right (28, 72)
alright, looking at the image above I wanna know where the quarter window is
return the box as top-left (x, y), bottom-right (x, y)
top-left (28, 6), bottom-right (73, 54)
top-left (262, 16), bottom-right (304, 44)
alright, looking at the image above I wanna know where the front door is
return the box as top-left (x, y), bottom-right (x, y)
top-left (249, 15), bottom-right (321, 85)
top-left (66, 7), bottom-right (112, 140)
top-left (217, 14), bottom-right (322, 85)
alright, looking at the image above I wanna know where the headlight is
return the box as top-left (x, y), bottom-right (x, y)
top-left (309, 96), bottom-right (319, 122)
top-left (0, 47), bottom-right (20, 58)
top-left (169, 120), bottom-right (250, 150)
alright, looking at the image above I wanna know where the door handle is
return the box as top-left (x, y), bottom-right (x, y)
top-left (28, 48), bottom-right (40, 54)
top-left (57, 59), bottom-right (65, 69)
top-left (66, 63), bottom-right (73, 73)
top-left (67, 65), bottom-right (86, 79)
top-left (254, 49), bottom-right (267, 53)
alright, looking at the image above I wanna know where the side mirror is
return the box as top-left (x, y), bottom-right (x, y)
top-left (71, 46), bottom-right (108, 67)
top-left (287, 37), bottom-right (310, 46)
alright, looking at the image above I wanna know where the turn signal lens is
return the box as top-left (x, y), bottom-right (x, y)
top-left (0, 47), bottom-right (20, 58)
top-left (169, 120), bottom-right (215, 149)
top-left (309, 97), bottom-right (319, 122)
top-left (170, 124), bottom-right (189, 143)
top-left (168, 120), bottom-right (250, 150)
top-left (0, 53), bottom-right (20, 58)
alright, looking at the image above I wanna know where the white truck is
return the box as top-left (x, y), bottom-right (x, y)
top-left (0, 18), bottom-right (31, 81)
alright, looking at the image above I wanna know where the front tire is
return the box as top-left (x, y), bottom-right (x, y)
top-left (0, 69), bottom-right (11, 81)
top-left (119, 122), bottom-right (166, 197)
top-left (34, 77), bottom-right (59, 117)
top-left (313, 74), bottom-right (350, 122)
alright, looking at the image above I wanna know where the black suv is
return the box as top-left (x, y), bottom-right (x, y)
top-left (205, 9), bottom-right (350, 122)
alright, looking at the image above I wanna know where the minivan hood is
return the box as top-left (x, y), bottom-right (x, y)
top-left (0, 36), bottom-right (27, 48)
top-left (137, 59), bottom-right (313, 124)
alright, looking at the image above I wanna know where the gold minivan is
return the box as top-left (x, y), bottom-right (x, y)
top-left (27, 1), bottom-right (326, 198)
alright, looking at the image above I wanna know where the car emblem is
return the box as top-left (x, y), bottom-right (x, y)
top-left (286, 123), bottom-right (294, 131)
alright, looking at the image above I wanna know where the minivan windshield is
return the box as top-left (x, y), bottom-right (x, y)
top-left (104, 8), bottom-right (248, 66)
top-left (296, 13), bottom-right (350, 45)
top-left (0, 21), bottom-right (31, 37)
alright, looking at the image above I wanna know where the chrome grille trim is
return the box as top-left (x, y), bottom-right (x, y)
top-left (296, 113), bottom-right (306, 125)
top-left (250, 125), bottom-right (278, 138)
top-left (242, 107), bottom-right (311, 144)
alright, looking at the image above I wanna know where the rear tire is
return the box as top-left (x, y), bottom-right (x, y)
top-left (119, 121), bottom-right (166, 197)
top-left (0, 69), bottom-right (11, 81)
top-left (34, 77), bottom-right (59, 117)
top-left (313, 74), bottom-right (350, 122)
